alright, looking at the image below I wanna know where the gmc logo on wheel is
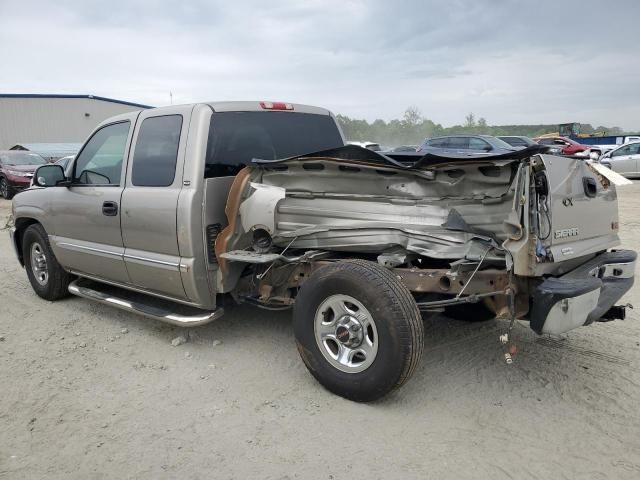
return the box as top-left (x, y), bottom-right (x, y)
top-left (554, 228), bottom-right (579, 239)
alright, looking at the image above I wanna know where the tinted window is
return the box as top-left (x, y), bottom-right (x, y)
top-left (448, 137), bottom-right (469, 149)
top-left (538, 138), bottom-right (553, 145)
top-left (205, 112), bottom-right (343, 177)
top-left (74, 122), bottom-right (130, 185)
top-left (428, 138), bottom-right (448, 148)
top-left (469, 137), bottom-right (490, 150)
top-left (132, 115), bottom-right (182, 187)
top-left (500, 137), bottom-right (525, 147)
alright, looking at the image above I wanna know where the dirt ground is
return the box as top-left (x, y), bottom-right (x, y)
top-left (1, 184), bottom-right (640, 480)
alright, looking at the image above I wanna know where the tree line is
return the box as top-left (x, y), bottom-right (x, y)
top-left (336, 107), bottom-right (626, 147)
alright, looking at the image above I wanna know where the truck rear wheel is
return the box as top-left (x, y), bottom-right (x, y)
top-left (293, 260), bottom-right (424, 402)
top-left (22, 224), bottom-right (72, 301)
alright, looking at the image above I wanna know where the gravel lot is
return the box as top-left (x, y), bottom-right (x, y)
top-left (1, 185), bottom-right (640, 480)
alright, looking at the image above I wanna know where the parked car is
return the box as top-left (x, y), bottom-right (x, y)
top-left (599, 141), bottom-right (640, 178)
top-left (417, 135), bottom-right (517, 156)
top-left (497, 136), bottom-right (540, 150)
top-left (9, 101), bottom-right (635, 402)
top-left (534, 136), bottom-right (589, 156)
top-left (347, 141), bottom-right (382, 152)
top-left (55, 155), bottom-right (75, 174)
top-left (0, 151), bottom-right (47, 199)
top-left (588, 136), bottom-right (640, 159)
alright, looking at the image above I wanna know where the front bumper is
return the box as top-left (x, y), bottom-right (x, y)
top-left (7, 177), bottom-right (32, 190)
top-left (530, 250), bottom-right (636, 335)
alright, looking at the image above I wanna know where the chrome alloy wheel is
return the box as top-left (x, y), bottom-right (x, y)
top-left (314, 294), bottom-right (378, 373)
top-left (30, 242), bottom-right (49, 286)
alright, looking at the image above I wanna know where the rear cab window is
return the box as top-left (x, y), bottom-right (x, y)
top-left (131, 115), bottom-right (183, 187)
top-left (204, 111), bottom-right (343, 177)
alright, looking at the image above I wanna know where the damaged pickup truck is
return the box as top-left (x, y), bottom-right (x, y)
top-left (9, 101), bottom-right (636, 401)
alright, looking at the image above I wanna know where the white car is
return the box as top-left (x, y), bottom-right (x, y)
top-left (599, 141), bottom-right (640, 178)
top-left (347, 141), bottom-right (382, 152)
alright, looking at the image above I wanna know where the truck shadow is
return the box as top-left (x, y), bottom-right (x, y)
top-left (97, 297), bottom-right (634, 406)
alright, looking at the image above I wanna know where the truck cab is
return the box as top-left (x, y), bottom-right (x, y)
top-left (10, 102), bottom-right (344, 312)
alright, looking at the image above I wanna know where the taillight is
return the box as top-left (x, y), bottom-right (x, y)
top-left (260, 101), bottom-right (294, 111)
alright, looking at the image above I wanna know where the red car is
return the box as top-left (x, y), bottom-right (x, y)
top-left (534, 136), bottom-right (589, 156)
top-left (0, 151), bottom-right (48, 199)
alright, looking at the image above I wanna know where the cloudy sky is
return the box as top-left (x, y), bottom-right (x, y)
top-left (2, 0), bottom-right (639, 129)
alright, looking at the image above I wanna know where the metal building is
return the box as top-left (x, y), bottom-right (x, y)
top-left (0, 94), bottom-right (151, 149)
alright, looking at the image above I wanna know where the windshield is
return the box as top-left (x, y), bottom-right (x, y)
top-left (205, 111), bottom-right (343, 177)
top-left (0, 152), bottom-right (47, 165)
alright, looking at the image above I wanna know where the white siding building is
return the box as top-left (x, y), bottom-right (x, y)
top-left (0, 94), bottom-right (150, 149)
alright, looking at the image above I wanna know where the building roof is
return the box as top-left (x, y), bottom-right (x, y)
top-left (0, 93), bottom-right (151, 109)
top-left (10, 142), bottom-right (83, 159)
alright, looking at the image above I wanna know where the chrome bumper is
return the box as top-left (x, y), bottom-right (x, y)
top-left (530, 250), bottom-right (636, 335)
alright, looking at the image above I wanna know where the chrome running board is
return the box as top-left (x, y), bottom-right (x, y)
top-left (68, 279), bottom-right (224, 327)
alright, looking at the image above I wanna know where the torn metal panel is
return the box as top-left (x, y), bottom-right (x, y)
top-left (238, 182), bottom-right (285, 234)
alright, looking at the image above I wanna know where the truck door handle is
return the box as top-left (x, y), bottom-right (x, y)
top-left (102, 201), bottom-right (118, 216)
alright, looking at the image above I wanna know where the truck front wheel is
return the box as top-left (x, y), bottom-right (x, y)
top-left (22, 224), bottom-right (72, 301)
top-left (293, 260), bottom-right (424, 402)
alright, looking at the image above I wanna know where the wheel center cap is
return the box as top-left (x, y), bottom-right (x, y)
top-left (335, 315), bottom-right (364, 347)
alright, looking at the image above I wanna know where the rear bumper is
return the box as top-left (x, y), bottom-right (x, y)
top-left (530, 250), bottom-right (636, 335)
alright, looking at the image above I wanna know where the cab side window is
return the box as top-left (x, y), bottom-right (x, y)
top-left (74, 122), bottom-right (130, 185)
top-left (131, 115), bottom-right (183, 187)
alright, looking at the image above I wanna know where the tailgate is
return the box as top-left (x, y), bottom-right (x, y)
top-left (539, 155), bottom-right (620, 263)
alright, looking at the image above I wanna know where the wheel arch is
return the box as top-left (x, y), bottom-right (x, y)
top-left (13, 217), bottom-right (42, 266)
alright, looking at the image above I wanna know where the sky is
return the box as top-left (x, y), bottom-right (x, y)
top-left (1, 0), bottom-right (640, 130)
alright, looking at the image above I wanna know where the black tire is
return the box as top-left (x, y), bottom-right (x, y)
top-left (22, 223), bottom-right (72, 301)
top-left (293, 260), bottom-right (424, 402)
top-left (444, 302), bottom-right (495, 322)
top-left (0, 177), bottom-right (14, 199)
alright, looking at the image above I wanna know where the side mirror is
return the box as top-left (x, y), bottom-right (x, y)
top-left (34, 164), bottom-right (66, 187)
top-left (484, 145), bottom-right (493, 152)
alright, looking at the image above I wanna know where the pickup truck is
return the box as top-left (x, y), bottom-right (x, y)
top-left (9, 101), bottom-right (636, 401)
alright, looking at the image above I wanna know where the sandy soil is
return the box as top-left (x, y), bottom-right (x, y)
top-left (1, 185), bottom-right (640, 480)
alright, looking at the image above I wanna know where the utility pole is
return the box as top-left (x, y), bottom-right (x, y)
top-left (169, 92), bottom-right (173, 105)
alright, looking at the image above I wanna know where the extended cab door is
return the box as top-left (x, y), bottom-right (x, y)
top-left (49, 116), bottom-right (136, 283)
top-left (120, 106), bottom-right (193, 299)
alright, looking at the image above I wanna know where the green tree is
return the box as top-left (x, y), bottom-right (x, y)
top-left (464, 113), bottom-right (476, 128)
